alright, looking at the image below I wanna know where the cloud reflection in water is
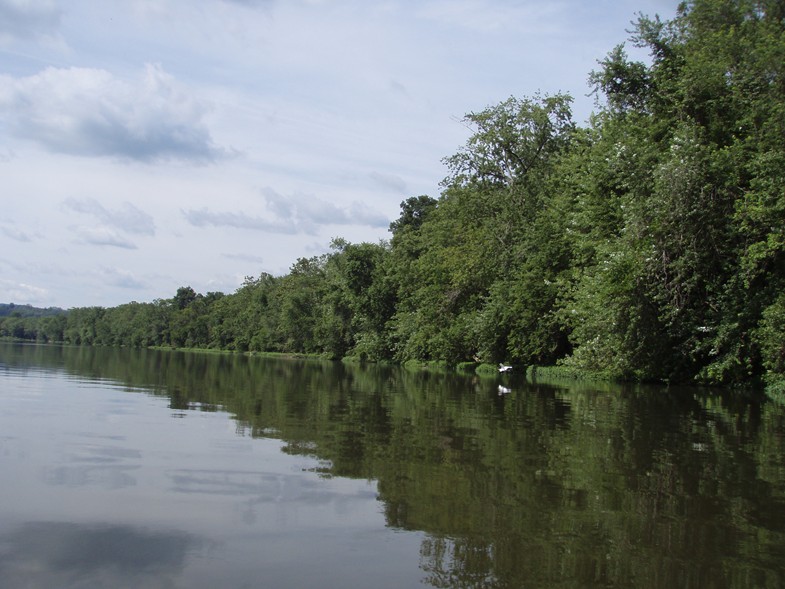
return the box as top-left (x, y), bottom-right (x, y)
top-left (0, 521), bottom-right (204, 589)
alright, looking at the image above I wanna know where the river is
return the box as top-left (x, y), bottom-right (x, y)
top-left (1, 342), bottom-right (784, 588)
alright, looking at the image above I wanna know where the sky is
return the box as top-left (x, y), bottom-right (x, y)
top-left (0, 0), bottom-right (677, 310)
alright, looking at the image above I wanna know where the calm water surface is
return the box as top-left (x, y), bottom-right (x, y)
top-left (1, 342), bottom-right (784, 588)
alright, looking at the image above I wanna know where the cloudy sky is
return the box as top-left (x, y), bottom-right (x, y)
top-left (1, 0), bottom-right (677, 309)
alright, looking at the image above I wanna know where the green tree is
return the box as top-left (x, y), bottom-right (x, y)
top-left (388, 94), bottom-right (576, 365)
top-left (564, 0), bottom-right (785, 383)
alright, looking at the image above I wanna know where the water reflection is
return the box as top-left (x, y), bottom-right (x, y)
top-left (2, 342), bottom-right (785, 588)
top-left (47, 438), bottom-right (140, 489)
top-left (0, 522), bottom-right (201, 589)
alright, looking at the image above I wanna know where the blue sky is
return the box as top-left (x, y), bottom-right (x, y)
top-left (0, 0), bottom-right (676, 309)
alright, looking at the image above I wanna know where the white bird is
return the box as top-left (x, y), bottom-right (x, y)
top-left (498, 364), bottom-right (512, 373)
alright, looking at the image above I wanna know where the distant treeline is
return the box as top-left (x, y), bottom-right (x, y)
top-left (4, 0), bottom-right (784, 394)
top-left (0, 303), bottom-right (65, 318)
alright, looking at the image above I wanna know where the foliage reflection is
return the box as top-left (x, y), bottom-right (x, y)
top-left (3, 343), bottom-right (785, 588)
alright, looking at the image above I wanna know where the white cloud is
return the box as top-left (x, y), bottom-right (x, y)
top-left (0, 223), bottom-right (33, 242)
top-left (63, 197), bottom-right (155, 236)
top-left (222, 252), bottom-right (265, 264)
top-left (218, 0), bottom-right (274, 8)
top-left (182, 208), bottom-right (297, 234)
top-left (183, 188), bottom-right (389, 236)
top-left (103, 267), bottom-right (147, 290)
top-left (0, 279), bottom-right (48, 304)
top-left (0, 64), bottom-right (224, 163)
top-left (0, 0), bottom-right (61, 43)
top-left (73, 226), bottom-right (138, 249)
top-left (416, 0), bottom-right (563, 34)
top-left (368, 171), bottom-right (408, 194)
top-left (262, 188), bottom-right (389, 233)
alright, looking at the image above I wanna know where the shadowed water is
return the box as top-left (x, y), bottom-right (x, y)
top-left (1, 342), bottom-right (784, 588)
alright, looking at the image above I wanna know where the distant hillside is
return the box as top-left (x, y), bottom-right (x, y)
top-left (0, 303), bottom-right (66, 318)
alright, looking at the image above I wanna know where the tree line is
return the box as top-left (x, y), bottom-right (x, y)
top-left (4, 0), bottom-right (784, 394)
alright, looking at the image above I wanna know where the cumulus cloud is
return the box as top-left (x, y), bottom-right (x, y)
top-left (182, 208), bottom-right (297, 234)
top-left (417, 0), bottom-right (562, 33)
top-left (368, 171), bottom-right (408, 194)
top-left (74, 226), bottom-right (137, 249)
top-left (63, 197), bottom-right (155, 236)
top-left (219, 0), bottom-right (274, 8)
top-left (0, 64), bottom-right (224, 163)
top-left (221, 252), bottom-right (265, 264)
top-left (184, 188), bottom-right (388, 235)
top-left (0, 223), bottom-right (33, 242)
top-left (262, 188), bottom-right (389, 232)
top-left (0, 279), bottom-right (48, 303)
top-left (0, 0), bottom-right (61, 43)
top-left (102, 268), bottom-right (147, 290)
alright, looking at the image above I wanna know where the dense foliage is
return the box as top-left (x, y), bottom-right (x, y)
top-left (4, 0), bottom-right (784, 391)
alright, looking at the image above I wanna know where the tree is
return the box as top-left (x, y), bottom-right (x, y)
top-left (564, 0), bottom-right (785, 383)
top-left (389, 195), bottom-right (438, 237)
top-left (388, 94), bottom-right (576, 365)
top-left (173, 286), bottom-right (198, 310)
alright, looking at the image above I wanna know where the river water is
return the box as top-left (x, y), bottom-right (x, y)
top-left (1, 342), bottom-right (784, 588)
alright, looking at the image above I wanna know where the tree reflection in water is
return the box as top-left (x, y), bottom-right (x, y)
top-left (3, 343), bottom-right (785, 589)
